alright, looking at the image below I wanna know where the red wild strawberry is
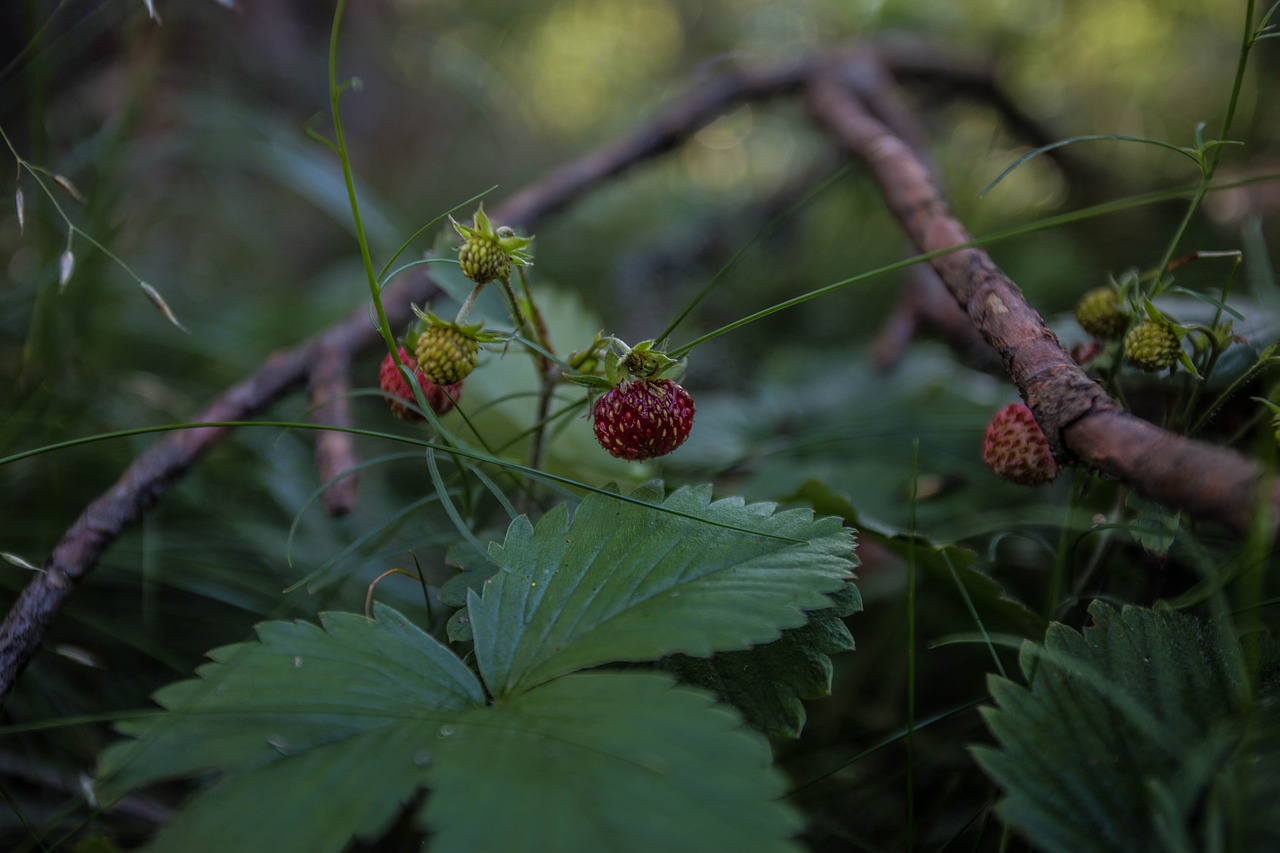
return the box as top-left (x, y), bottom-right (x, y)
top-left (592, 378), bottom-right (695, 461)
top-left (379, 346), bottom-right (462, 421)
top-left (982, 402), bottom-right (1059, 486)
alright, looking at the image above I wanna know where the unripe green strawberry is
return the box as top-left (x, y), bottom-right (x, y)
top-left (415, 323), bottom-right (480, 386)
top-left (1123, 320), bottom-right (1180, 372)
top-left (378, 346), bottom-right (462, 420)
top-left (592, 378), bottom-right (695, 461)
top-left (982, 402), bottom-right (1059, 486)
top-left (451, 205), bottom-right (532, 285)
top-left (458, 233), bottom-right (511, 285)
top-left (1075, 287), bottom-right (1128, 339)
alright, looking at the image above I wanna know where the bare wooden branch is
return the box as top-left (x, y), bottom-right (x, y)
top-left (0, 274), bottom-right (439, 705)
top-left (806, 72), bottom-right (1280, 540)
top-left (309, 344), bottom-right (360, 518)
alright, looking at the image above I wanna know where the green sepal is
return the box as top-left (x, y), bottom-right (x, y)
top-left (601, 336), bottom-right (687, 384)
top-left (450, 203), bottom-right (533, 267)
top-left (621, 339), bottom-right (683, 379)
top-left (410, 305), bottom-right (487, 340)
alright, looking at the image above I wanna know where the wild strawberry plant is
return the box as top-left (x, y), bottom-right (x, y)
top-left (3, 1), bottom-right (1280, 852)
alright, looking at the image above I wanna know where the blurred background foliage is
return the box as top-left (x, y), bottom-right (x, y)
top-left (1, 0), bottom-right (1278, 849)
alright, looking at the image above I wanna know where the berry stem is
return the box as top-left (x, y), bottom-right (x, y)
top-left (507, 268), bottom-right (559, 509)
top-left (454, 281), bottom-right (487, 325)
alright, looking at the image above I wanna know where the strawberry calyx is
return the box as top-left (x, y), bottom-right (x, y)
top-left (565, 335), bottom-right (685, 391)
top-left (450, 203), bottom-right (533, 285)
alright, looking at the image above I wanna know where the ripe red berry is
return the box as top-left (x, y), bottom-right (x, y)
top-left (378, 346), bottom-right (462, 421)
top-left (592, 378), bottom-right (695, 461)
top-left (981, 402), bottom-right (1059, 486)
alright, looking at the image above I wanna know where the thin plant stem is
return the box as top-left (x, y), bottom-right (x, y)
top-left (664, 172), bottom-right (1280, 360)
top-left (327, 0), bottom-right (395, 361)
top-left (1151, 0), bottom-right (1257, 295)
top-left (905, 439), bottom-right (919, 853)
top-left (1045, 474), bottom-right (1085, 622)
top-left (454, 281), bottom-right (487, 324)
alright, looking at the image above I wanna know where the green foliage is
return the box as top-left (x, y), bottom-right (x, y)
top-left (662, 582), bottom-right (861, 738)
top-left (422, 672), bottom-right (803, 853)
top-left (95, 481), bottom-right (857, 852)
top-left (974, 601), bottom-right (1280, 853)
top-left (5, 1), bottom-right (1280, 850)
top-left (469, 482), bottom-right (855, 697)
top-left (96, 606), bottom-right (484, 852)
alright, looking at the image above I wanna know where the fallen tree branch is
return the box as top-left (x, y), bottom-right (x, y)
top-left (4, 44), bottom-right (1265, 711)
top-left (310, 342), bottom-right (360, 518)
top-left (0, 275), bottom-right (441, 706)
top-left (0, 55), bottom-right (827, 708)
top-left (806, 70), bottom-right (1280, 541)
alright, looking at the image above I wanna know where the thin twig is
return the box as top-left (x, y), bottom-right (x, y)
top-left (309, 343), bottom-right (360, 517)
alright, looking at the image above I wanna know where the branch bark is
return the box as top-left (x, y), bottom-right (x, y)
top-left (806, 71), bottom-right (1280, 541)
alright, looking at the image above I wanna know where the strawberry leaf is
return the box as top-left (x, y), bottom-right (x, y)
top-left (467, 481), bottom-right (856, 698)
top-left (420, 672), bottom-right (804, 852)
top-left (661, 581), bottom-right (861, 738)
top-left (95, 605), bottom-right (484, 853)
top-left (974, 601), bottom-right (1280, 852)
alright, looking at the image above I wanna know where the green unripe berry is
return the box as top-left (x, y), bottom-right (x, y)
top-left (1075, 287), bottom-right (1129, 340)
top-left (458, 235), bottom-right (511, 285)
top-left (415, 323), bottom-right (480, 386)
top-left (1123, 320), bottom-right (1180, 372)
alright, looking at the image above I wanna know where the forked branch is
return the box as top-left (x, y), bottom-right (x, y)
top-left (1, 45), bottom-right (1274, 711)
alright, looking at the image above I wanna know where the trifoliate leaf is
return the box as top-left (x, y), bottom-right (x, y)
top-left (662, 581), bottom-right (861, 738)
top-left (96, 605), bottom-right (484, 853)
top-left (420, 672), bottom-right (804, 853)
top-left (467, 481), bottom-right (856, 698)
top-left (974, 601), bottom-right (1280, 853)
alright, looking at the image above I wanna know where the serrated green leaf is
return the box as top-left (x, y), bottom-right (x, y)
top-left (420, 672), bottom-right (804, 853)
top-left (138, 722), bottom-right (441, 853)
top-left (790, 479), bottom-right (1043, 637)
top-left (468, 482), bottom-right (856, 698)
top-left (662, 582), bottom-right (861, 738)
top-left (975, 601), bottom-right (1280, 853)
top-left (440, 533), bottom-right (505, 642)
top-left (96, 605), bottom-right (484, 853)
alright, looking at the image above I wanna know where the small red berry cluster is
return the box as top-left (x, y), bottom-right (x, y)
top-left (376, 208), bottom-right (698, 461)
